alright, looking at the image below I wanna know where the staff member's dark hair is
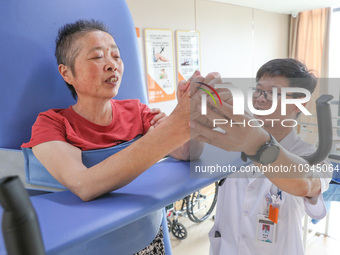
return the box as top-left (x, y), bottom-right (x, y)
top-left (256, 58), bottom-right (317, 94)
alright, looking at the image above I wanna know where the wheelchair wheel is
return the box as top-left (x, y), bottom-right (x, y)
top-left (186, 182), bottom-right (218, 223)
top-left (171, 221), bottom-right (187, 240)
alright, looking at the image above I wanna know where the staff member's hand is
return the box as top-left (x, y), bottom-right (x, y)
top-left (190, 97), bottom-right (270, 156)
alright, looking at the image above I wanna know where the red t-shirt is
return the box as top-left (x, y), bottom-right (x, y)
top-left (21, 99), bottom-right (156, 151)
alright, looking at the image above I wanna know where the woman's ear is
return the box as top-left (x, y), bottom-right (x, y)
top-left (58, 64), bottom-right (73, 84)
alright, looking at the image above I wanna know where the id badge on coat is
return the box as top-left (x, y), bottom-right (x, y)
top-left (256, 214), bottom-right (276, 244)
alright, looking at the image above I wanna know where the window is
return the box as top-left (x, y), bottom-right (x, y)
top-left (329, 7), bottom-right (340, 152)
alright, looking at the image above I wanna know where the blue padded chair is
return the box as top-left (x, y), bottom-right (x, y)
top-left (0, 1), bottom-right (172, 254)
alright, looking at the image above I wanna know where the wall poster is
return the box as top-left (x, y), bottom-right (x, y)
top-left (176, 30), bottom-right (201, 82)
top-left (144, 29), bottom-right (176, 103)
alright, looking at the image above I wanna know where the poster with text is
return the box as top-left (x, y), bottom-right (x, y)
top-left (145, 29), bottom-right (176, 103)
top-left (176, 30), bottom-right (201, 82)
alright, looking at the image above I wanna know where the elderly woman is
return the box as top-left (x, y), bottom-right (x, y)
top-left (22, 20), bottom-right (202, 255)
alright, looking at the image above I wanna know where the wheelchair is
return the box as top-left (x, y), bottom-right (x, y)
top-left (166, 182), bottom-right (218, 240)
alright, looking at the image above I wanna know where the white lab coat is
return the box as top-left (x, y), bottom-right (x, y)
top-left (209, 130), bottom-right (331, 255)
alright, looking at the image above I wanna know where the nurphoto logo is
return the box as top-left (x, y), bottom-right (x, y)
top-left (198, 82), bottom-right (312, 128)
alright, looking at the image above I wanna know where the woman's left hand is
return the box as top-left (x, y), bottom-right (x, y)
top-left (150, 108), bottom-right (167, 128)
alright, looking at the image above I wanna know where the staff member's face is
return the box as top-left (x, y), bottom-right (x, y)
top-left (59, 31), bottom-right (124, 100)
top-left (252, 75), bottom-right (299, 129)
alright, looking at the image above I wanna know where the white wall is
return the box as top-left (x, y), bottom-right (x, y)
top-left (253, 9), bottom-right (289, 72)
top-left (126, 0), bottom-right (289, 114)
top-left (196, 1), bottom-right (254, 76)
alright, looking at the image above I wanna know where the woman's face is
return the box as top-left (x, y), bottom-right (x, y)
top-left (66, 31), bottom-right (124, 100)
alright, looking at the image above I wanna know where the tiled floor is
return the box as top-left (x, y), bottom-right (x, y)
top-left (170, 203), bottom-right (340, 255)
top-left (306, 202), bottom-right (340, 255)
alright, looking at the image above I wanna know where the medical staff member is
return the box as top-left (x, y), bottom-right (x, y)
top-left (189, 59), bottom-right (332, 255)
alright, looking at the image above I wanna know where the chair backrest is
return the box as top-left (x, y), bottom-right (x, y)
top-left (0, 0), bottom-right (147, 150)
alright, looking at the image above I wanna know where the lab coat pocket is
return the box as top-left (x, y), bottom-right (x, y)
top-left (208, 227), bottom-right (221, 255)
top-left (262, 186), bottom-right (284, 214)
